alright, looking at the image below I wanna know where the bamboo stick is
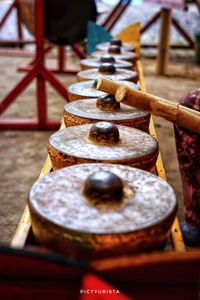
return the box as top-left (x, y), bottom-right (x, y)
top-left (95, 77), bottom-right (123, 94)
top-left (93, 78), bottom-right (124, 96)
top-left (94, 78), bottom-right (200, 134)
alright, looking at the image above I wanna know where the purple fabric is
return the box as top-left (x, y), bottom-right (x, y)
top-left (174, 89), bottom-right (200, 226)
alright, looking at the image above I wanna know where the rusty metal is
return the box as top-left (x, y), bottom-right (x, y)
top-left (80, 58), bottom-right (133, 71)
top-left (48, 123), bottom-right (158, 171)
top-left (64, 97), bottom-right (150, 132)
top-left (28, 163), bottom-right (177, 260)
top-left (77, 67), bottom-right (138, 83)
top-left (11, 58), bottom-right (186, 255)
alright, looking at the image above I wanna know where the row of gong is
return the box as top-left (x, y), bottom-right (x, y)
top-left (28, 39), bottom-right (177, 261)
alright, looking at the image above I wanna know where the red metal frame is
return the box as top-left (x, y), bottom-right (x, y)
top-left (102, 0), bottom-right (131, 32)
top-left (0, 0), bottom-right (86, 75)
top-left (17, 45), bottom-right (85, 75)
top-left (0, 0), bottom-right (70, 130)
top-left (141, 9), bottom-right (195, 49)
top-left (0, 0), bottom-right (132, 130)
top-left (101, 0), bottom-right (194, 49)
top-left (0, 0), bottom-right (131, 75)
top-left (0, 0), bottom-right (35, 47)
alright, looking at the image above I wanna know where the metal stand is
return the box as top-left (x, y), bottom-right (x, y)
top-left (17, 45), bottom-right (85, 74)
top-left (0, 0), bottom-right (85, 74)
top-left (0, 0), bottom-right (69, 130)
top-left (16, 0), bottom-right (131, 74)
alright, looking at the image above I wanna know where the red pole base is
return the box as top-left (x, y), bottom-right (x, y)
top-left (0, 119), bottom-right (61, 130)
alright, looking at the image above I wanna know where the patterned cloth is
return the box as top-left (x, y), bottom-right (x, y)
top-left (174, 88), bottom-right (200, 226)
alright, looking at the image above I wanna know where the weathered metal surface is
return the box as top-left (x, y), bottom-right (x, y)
top-left (91, 50), bottom-right (136, 64)
top-left (68, 80), bottom-right (139, 101)
top-left (96, 41), bottom-right (135, 52)
top-left (64, 98), bottom-right (148, 121)
top-left (29, 163), bottom-right (177, 259)
top-left (48, 124), bottom-right (158, 171)
top-left (11, 60), bottom-right (186, 253)
top-left (77, 67), bottom-right (138, 83)
top-left (80, 58), bottom-right (133, 70)
top-left (64, 98), bottom-right (150, 131)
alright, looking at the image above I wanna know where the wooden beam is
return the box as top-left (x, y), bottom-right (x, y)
top-left (157, 7), bottom-right (171, 75)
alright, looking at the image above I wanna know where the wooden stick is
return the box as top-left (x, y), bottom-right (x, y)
top-left (94, 78), bottom-right (123, 95)
top-left (95, 77), bottom-right (200, 117)
top-left (180, 105), bottom-right (200, 117)
top-left (116, 85), bottom-right (200, 133)
top-left (94, 78), bottom-right (200, 133)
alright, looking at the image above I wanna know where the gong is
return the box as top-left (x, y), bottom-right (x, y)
top-left (18, 0), bottom-right (97, 45)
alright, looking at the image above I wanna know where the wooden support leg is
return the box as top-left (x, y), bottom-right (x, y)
top-left (156, 7), bottom-right (171, 75)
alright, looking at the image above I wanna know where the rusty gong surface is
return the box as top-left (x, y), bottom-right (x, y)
top-left (96, 42), bottom-right (135, 52)
top-left (81, 58), bottom-right (133, 69)
top-left (49, 124), bottom-right (158, 161)
top-left (29, 163), bottom-right (177, 234)
top-left (91, 50), bottom-right (136, 62)
top-left (77, 68), bottom-right (138, 82)
top-left (68, 81), bottom-right (107, 99)
top-left (64, 98), bottom-right (149, 121)
top-left (68, 80), bottom-right (139, 99)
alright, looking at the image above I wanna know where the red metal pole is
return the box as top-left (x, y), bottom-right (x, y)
top-left (106, 0), bottom-right (131, 32)
top-left (71, 44), bottom-right (86, 59)
top-left (0, 1), bottom-right (15, 29)
top-left (0, 0), bottom-right (69, 130)
top-left (0, 0), bottom-right (34, 47)
top-left (0, 67), bottom-right (37, 115)
top-left (141, 11), bottom-right (161, 34)
top-left (101, 0), bottom-right (123, 28)
top-left (15, 0), bottom-right (23, 48)
top-left (171, 17), bottom-right (194, 48)
top-left (41, 66), bottom-right (69, 100)
top-left (35, 0), bottom-right (47, 128)
top-left (58, 46), bottom-right (65, 72)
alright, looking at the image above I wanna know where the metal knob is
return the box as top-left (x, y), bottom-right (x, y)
top-left (83, 171), bottom-right (123, 204)
top-left (110, 38), bottom-right (122, 47)
top-left (99, 63), bottom-right (116, 74)
top-left (100, 54), bottom-right (115, 64)
top-left (96, 95), bottom-right (120, 111)
top-left (108, 45), bottom-right (121, 54)
top-left (88, 122), bottom-right (119, 145)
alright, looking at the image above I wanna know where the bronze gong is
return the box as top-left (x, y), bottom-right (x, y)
top-left (29, 163), bottom-right (177, 260)
top-left (18, 0), bottom-right (97, 45)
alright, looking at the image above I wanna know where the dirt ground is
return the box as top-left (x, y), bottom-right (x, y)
top-left (0, 50), bottom-right (200, 245)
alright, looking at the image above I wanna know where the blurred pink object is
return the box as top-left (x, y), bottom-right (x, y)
top-left (174, 88), bottom-right (200, 226)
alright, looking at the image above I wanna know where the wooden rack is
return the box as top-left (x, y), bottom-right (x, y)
top-left (11, 59), bottom-right (185, 252)
top-left (8, 59), bottom-right (200, 300)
